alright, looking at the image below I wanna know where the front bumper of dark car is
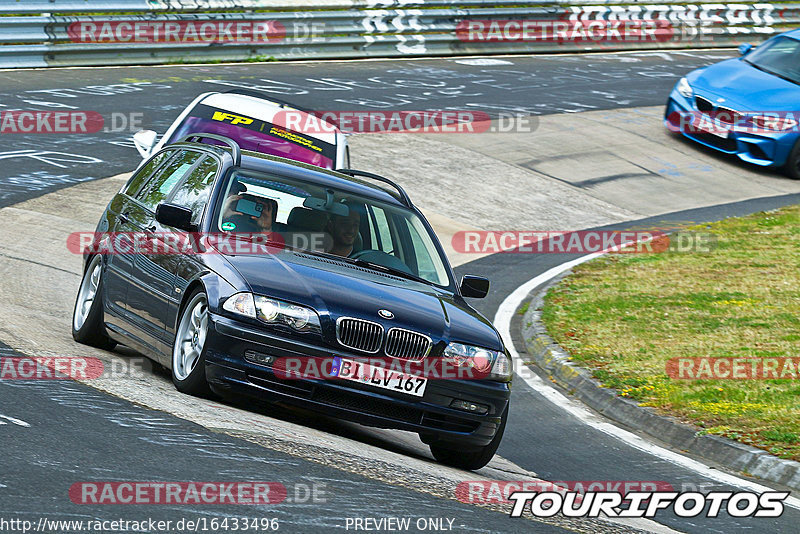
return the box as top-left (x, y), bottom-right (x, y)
top-left (203, 313), bottom-right (511, 447)
top-left (665, 88), bottom-right (798, 168)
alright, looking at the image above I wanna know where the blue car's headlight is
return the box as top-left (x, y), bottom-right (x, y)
top-left (442, 342), bottom-right (512, 382)
top-left (223, 292), bottom-right (321, 334)
top-left (751, 115), bottom-right (798, 132)
top-left (677, 77), bottom-right (693, 99)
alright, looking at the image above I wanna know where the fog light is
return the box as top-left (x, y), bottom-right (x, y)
top-left (245, 350), bottom-right (276, 367)
top-left (450, 399), bottom-right (489, 414)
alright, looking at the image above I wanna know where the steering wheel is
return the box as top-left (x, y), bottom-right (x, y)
top-left (349, 249), bottom-right (414, 275)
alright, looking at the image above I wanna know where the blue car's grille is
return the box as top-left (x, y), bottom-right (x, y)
top-left (385, 328), bottom-right (432, 361)
top-left (695, 96), bottom-right (743, 125)
top-left (687, 131), bottom-right (738, 152)
top-left (695, 96), bottom-right (714, 113)
top-left (336, 317), bottom-right (383, 353)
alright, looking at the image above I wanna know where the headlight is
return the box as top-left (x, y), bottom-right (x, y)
top-left (222, 292), bottom-right (256, 317)
top-left (677, 77), bottom-right (693, 99)
top-left (442, 342), bottom-right (513, 382)
top-left (223, 292), bottom-right (321, 334)
top-left (751, 115), bottom-right (798, 131)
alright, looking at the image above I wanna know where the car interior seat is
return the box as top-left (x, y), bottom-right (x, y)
top-left (285, 207), bottom-right (331, 252)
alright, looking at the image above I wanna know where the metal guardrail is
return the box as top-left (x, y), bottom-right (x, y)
top-left (0, 1), bottom-right (790, 68)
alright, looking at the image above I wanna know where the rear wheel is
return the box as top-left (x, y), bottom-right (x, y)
top-left (72, 255), bottom-right (116, 350)
top-left (783, 139), bottom-right (800, 180)
top-left (171, 289), bottom-right (212, 396)
top-left (429, 407), bottom-right (508, 471)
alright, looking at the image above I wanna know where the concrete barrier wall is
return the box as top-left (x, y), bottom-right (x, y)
top-left (0, 0), bottom-right (789, 68)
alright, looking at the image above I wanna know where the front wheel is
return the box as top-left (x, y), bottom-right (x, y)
top-left (172, 289), bottom-right (212, 396)
top-left (72, 255), bottom-right (116, 350)
top-left (429, 407), bottom-right (508, 471)
top-left (782, 138), bottom-right (800, 180)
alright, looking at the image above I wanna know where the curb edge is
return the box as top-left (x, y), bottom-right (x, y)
top-left (520, 271), bottom-right (800, 492)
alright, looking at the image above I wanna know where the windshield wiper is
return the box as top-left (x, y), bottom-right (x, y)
top-left (284, 247), bottom-right (432, 284)
top-left (349, 258), bottom-right (430, 284)
top-left (744, 59), bottom-right (800, 86)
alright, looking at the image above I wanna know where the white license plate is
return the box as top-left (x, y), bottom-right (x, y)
top-left (332, 357), bottom-right (427, 397)
top-left (695, 119), bottom-right (729, 138)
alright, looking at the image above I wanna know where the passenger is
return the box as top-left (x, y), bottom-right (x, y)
top-left (326, 206), bottom-right (361, 257)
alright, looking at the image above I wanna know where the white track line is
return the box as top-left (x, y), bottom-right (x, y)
top-left (0, 413), bottom-right (31, 427)
top-left (493, 253), bottom-right (800, 511)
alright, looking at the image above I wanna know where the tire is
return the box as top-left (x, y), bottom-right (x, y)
top-left (72, 255), bottom-right (117, 350)
top-left (429, 407), bottom-right (508, 471)
top-left (171, 289), bottom-right (213, 397)
top-left (783, 139), bottom-right (800, 180)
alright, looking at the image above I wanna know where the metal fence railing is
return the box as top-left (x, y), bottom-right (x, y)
top-left (0, 1), bottom-right (791, 69)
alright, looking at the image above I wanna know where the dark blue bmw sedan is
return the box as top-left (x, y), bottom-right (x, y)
top-left (72, 133), bottom-right (511, 470)
top-left (665, 29), bottom-right (800, 179)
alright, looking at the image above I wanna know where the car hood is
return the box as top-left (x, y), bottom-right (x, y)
top-left (223, 251), bottom-right (503, 352)
top-left (689, 58), bottom-right (800, 111)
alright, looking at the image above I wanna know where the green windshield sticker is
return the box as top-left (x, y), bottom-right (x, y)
top-left (221, 221), bottom-right (236, 231)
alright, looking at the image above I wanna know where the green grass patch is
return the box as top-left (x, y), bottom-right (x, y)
top-left (541, 205), bottom-right (800, 460)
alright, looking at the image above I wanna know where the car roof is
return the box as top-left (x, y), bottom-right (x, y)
top-left (776, 28), bottom-right (800, 40)
top-left (239, 151), bottom-right (407, 207)
top-left (174, 140), bottom-right (405, 207)
top-left (199, 92), bottom-right (340, 145)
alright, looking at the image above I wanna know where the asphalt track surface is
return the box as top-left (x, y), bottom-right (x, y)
top-left (0, 341), bottom-right (575, 534)
top-left (0, 50), bottom-right (733, 209)
top-left (2, 51), bottom-right (799, 533)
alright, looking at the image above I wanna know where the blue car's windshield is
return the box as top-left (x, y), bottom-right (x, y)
top-left (744, 36), bottom-right (800, 85)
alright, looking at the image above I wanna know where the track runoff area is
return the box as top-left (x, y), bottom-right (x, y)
top-left (2, 48), bottom-right (800, 534)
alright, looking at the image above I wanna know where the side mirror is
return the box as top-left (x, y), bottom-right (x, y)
top-left (155, 203), bottom-right (196, 232)
top-left (738, 43), bottom-right (753, 56)
top-left (460, 275), bottom-right (490, 299)
top-left (133, 129), bottom-right (158, 158)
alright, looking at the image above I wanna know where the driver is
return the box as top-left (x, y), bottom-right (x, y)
top-left (221, 192), bottom-right (277, 234)
top-left (326, 206), bottom-right (361, 257)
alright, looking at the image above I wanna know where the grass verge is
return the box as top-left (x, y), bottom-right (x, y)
top-left (541, 205), bottom-right (800, 460)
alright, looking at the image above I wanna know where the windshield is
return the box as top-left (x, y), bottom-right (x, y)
top-left (214, 170), bottom-right (453, 288)
top-left (744, 36), bottom-right (800, 85)
top-left (167, 104), bottom-right (336, 169)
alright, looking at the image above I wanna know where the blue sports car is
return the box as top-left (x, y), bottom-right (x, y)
top-left (665, 29), bottom-right (800, 179)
